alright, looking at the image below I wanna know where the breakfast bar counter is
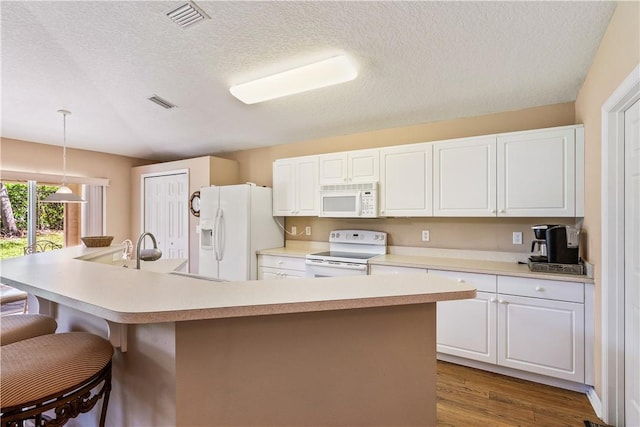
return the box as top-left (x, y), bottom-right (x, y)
top-left (1, 246), bottom-right (475, 426)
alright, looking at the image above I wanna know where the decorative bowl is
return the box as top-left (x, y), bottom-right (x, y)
top-left (81, 236), bottom-right (114, 247)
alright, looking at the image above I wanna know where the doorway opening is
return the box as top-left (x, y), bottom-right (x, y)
top-left (601, 63), bottom-right (640, 426)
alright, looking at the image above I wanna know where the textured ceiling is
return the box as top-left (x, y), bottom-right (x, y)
top-left (1, 1), bottom-right (616, 161)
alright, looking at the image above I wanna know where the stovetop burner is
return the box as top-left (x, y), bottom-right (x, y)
top-left (305, 230), bottom-right (388, 266)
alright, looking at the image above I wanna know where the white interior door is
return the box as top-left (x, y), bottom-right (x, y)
top-left (143, 172), bottom-right (188, 262)
top-left (625, 98), bottom-right (640, 427)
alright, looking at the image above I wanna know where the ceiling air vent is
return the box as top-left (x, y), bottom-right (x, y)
top-left (148, 95), bottom-right (177, 110)
top-left (166, 1), bottom-right (210, 29)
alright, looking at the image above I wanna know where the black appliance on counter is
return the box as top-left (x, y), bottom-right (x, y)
top-left (528, 225), bottom-right (583, 275)
top-left (547, 225), bottom-right (580, 264)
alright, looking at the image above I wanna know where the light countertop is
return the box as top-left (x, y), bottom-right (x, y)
top-left (0, 245), bottom-right (475, 325)
top-left (259, 242), bottom-right (593, 284)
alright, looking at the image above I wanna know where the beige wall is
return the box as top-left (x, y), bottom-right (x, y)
top-left (574, 1), bottom-right (639, 399)
top-left (220, 102), bottom-right (577, 252)
top-left (221, 102), bottom-right (575, 187)
top-left (0, 137), bottom-right (148, 243)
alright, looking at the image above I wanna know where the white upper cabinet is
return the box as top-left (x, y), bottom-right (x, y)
top-left (433, 136), bottom-right (497, 216)
top-left (497, 127), bottom-right (576, 217)
top-left (273, 125), bottom-right (584, 218)
top-left (319, 149), bottom-right (379, 185)
top-left (272, 155), bottom-right (319, 216)
top-left (379, 143), bottom-right (433, 216)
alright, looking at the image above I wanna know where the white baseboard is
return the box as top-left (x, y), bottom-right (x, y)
top-left (437, 353), bottom-right (590, 393)
top-left (586, 387), bottom-right (603, 419)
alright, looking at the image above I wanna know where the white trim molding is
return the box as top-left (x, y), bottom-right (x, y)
top-left (0, 169), bottom-right (109, 186)
top-left (601, 63), bottom-right (640, 425)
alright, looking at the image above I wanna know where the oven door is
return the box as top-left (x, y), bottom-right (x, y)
top-left (305, 260), bottom-right (368, 278)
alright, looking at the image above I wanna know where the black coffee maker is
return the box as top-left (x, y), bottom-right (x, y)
top-left (546, 225), bottom-right (580, 264)
top-left (530, 224), bottom-right (580, 264)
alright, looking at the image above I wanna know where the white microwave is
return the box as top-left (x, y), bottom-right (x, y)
top-left (319, 183), bottom-right (378, 218)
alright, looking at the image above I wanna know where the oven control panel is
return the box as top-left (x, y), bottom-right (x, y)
top-left (329, 230), bottom-right (387, 245)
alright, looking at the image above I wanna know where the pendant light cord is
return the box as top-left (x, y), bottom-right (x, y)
top-left (61, 112), bottom-right (67, 186)
top-left (57, 109), bottom-right (71, 187)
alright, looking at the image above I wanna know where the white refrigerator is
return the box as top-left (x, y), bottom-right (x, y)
top-left (198, 184), bottom-right (284, 281)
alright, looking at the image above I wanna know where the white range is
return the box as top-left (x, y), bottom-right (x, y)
top-left (305, 230), bottom-right (387, 277)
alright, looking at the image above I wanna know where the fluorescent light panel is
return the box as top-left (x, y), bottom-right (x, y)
top-left (230, 55), bottom-right (358, 104)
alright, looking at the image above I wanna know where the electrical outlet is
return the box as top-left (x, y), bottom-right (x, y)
top-left (421, 230), bottom-right (430, 242)
top-left (513, 231), bottom-right (523, 245)
top-left (291, 226), bottom-right (297, 235)
top-left (305, 226), bottom-right (311, 236)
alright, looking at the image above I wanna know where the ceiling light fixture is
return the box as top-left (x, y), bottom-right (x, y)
top-left (229, 55), bottom-right (358, 105)
top-left (43, 110), bottom-right (86, 203)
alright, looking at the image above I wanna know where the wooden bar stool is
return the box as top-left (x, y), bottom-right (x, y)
top-left (0, 332), bottom-right (114, 427)
top-left (0, 314), bottom-right (57, 346)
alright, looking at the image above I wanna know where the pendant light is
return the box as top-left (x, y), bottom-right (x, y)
top-left (43, 109), bottom-right (86, 203)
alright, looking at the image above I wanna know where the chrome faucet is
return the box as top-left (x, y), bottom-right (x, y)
top-left (136, 232), bottom-right (162, 269)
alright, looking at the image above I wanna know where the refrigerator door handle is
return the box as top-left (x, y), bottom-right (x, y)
top-left (213, 208), bottom-right (221, 261)
top-left (217, 209), bottom-right (225, 261)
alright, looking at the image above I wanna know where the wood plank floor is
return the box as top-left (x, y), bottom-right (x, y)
top-left (437, 361), bottom-right (608, 426)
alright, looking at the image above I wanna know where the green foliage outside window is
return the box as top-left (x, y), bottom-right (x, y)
top-left (1, 183), bottom-right (64, 232)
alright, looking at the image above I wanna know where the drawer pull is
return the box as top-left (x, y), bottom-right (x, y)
top-left (277, 261), bottom-right (283, 265)
top-left (535, 286), bottom-right (544, 292)
top-left (457, 279), bottom-right (465, 283)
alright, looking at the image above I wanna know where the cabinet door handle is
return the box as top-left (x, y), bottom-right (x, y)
top-left (490, 298), bottom-right (497, 303)
top-left (498, 299), bottom-right (507, 304)
top-left (499, 209), bottom-right (506, 214)
top-left (535, 286), bottom-right (544, 292)
top-left (491, 209), bottom-right (496, 214)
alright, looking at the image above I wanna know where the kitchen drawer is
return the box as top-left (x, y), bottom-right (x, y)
top-left (429, 269), bottom-right (497, 293)
top-left (498, 276), bottom-right (584, 303)
top-left (259, 266), bottom-right (306, 280)
top-left (369, 264), bottom-right (427, 275)
top-left (258, 255), bottom-right (306, 271)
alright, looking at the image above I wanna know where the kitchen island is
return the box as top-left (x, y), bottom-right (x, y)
top-left (0, 246), bottom-right (475, 427)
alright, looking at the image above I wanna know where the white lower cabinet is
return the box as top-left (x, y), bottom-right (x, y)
top-left (497, 278), bottom-right (585, 383)
top-left (432, 270), bottom-right (497, 364)
top-left (432, 270), bottom-right (586, 383)
top-left (258, 255), bottom-right (306, 280)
